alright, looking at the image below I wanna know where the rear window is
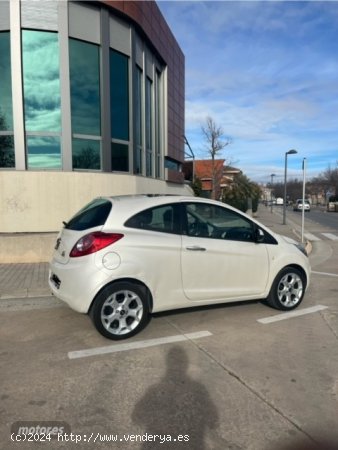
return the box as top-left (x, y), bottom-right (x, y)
top-left (64, 199), bottom-right (112, 231)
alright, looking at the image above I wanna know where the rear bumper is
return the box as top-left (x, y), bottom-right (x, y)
top-left (48, 259), bottom-right (111, 313)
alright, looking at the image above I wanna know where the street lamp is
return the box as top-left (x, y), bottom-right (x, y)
top-left (270, 173), bottom-right (276, 213)
top-left (283, 149), bottom-right (297, 225)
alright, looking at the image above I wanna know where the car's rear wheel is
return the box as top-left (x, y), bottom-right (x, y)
top-left (90, 282), bottom-right (150, 340)
top-left (266, 267), bottom-right (305, 310)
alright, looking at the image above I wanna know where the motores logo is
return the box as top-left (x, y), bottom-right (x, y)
top-left (11, 421), bottom-right (71, 440)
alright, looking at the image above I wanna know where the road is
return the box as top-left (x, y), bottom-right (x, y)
top-left (1, 220), bottom-right (338, 449)
top-left (290, 206), bottom-right (338, 230)
top-left (273, 205), bottom-right (338, 243)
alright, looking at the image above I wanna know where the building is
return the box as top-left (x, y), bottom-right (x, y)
top-left (0, 0), bottom-right (190, 262)
top-left (183, 159), bottom-right (242, 199)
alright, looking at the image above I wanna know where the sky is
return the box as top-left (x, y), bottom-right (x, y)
top-left (158, 0), bottom-right (338, 183)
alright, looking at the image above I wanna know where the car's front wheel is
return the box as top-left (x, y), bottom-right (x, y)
top-left (90, 282), bottom-right (150, 340)
top-left (266, 267), bottom-right (305, 310)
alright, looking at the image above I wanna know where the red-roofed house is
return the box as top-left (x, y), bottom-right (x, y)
top-left (183, 159), bottom-right (242, 199)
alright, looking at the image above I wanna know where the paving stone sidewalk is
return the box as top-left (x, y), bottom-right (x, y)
top-left (0, 262), bottom-right (50, 299)
top-left (0, 205), bottom-right (304, 300)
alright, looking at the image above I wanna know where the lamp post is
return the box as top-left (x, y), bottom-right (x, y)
top-left (283, 149), bottom-right (297, 225)
top-left (301, 158), bottom-right (307, 243)
top-left (270, 173), bottom-right (276, 213)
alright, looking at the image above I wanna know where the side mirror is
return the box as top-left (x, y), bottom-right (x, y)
top-left (255, 228), bottom-right (265, 243)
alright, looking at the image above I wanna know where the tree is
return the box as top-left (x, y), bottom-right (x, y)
top-left (322, 162), bottom-right (338, 196)
top-left (201, 116), bottom-right (231, 200)
top-left (191, 176), bottom-right (202, 197)
top-left (222, 173), bottom-right (261, 213)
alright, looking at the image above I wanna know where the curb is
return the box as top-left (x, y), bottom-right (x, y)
top-left (0, 287), bottom-right (51, 300)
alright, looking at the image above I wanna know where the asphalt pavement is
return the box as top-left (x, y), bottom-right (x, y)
top-left (0, 205), bottom-right (308, 300)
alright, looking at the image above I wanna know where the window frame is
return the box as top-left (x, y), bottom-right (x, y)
top-left (183, 202), bottom-right (270, 243)
top-left (125, 203), bottom-right (182, 235)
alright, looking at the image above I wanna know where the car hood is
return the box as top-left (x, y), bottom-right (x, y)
top-left (278, 234), bottom-right (298, 245)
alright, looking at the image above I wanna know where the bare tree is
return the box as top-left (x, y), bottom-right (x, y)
top-left (201, 116), bottom-right (231, 199)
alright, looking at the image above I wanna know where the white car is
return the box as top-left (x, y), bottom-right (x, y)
top-left (49, 195), bottom-right (311, 340)
top-left (293, 199), bottom-right (311, 212)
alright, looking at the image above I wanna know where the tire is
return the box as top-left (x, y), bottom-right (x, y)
top-left (266, 267), bottom-right (305, 311)
top-left (90, 282), bottom-right (150, 340)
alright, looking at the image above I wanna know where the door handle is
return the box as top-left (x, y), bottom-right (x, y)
top-left (186, 246), bottom-right (206, 251)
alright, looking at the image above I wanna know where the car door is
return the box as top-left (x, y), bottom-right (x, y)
top-left (181, 202), bottom-right (270, 302)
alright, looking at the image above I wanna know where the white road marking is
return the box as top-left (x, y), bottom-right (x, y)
top-left (257, 305), bottom-right (328, 324)
top-left (312, 270), bottom-right (338, 278)
top-left (304, 233), bottom-right (321, 241)
top-left (68, 330), bottom-right (212, 359)
top-left (321, 233), bottom-right (338, 241)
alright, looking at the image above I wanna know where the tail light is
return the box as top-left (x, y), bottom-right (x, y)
top-left (70, 232), bottom-right (124, 257)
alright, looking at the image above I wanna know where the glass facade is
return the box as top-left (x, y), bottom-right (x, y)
top-left (69, 39), bottom-right (101, 136)
top-left (0, 31), bottom-right (14, 168)
top-left (27, 136), bottom-right (61, 169)
top-left (0, 135), bottom-right (14, 168)
top-left (110, 49), bottom-right (129, 141)
top-left (22, 30), bottom-right (61, 169)
top-left (110, 49), bottom-right (129, 172)
top-left (0, 32), bottom-right (13, 131)
top-left (69, 38), bottom-right (101, 170)
top-left (155, 70), bottom-right (163, 178)
top-left (0, 3), bottom-right (171, 178)
top-left (72, 138), bottom-right (101, 170)
top-left (111, 142), bottom-right (128, 172)
top-left (134, 66), bottom-right (143, 175)
top-left (145, 77), bottom-right (153, 177)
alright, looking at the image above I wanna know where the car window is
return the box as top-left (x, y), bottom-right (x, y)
top-left (184, 203), bottom-right (254, 242)
top-left (64, 199), bottom-right (112, 231)
top-left (125, 204), bottom-right (180, 234)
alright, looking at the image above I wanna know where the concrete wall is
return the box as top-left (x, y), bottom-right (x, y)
top-left (0, 171), bottom-right (192, 263)
top-left (0, 232), bottom-right (57, 263)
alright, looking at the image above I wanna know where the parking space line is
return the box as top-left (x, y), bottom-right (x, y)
top-left (321, 233), bottom-right (338, 241)
top-left (312, 270), bottom-right (338, 278)
top-left (68, 330), bottom-right (212, 360)
top-left (257, 305), bottom-right (328, 324)
top-left (304, 233), bottom-right (321, 241)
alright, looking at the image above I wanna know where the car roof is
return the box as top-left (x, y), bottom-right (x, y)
top-left (102, 194), bottom-right (221, 219)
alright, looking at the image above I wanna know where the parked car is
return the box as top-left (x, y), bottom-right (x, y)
top-left (293, 199), bottom-right (311, 212)
top-left (327, 195), bottom-right (338, 212)
top-left (49, 195), bottom-right (311, 340)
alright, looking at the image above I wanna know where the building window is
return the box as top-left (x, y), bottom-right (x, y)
top-left (134, 66), bottom-right (143, 175)
top-left (110, 49), bottom-right (129, 172)
top-left (22, 30), bottom-right (61, 169)
top-left (110, 49), bottom-right (129, 141)
top-left (165, 157), bottom-right (181, 172)
top-left (72, 138), bottom-right (101, 170)
top-left (27, 136), bottom-right (61, 169)
top-left (145, 77), bottom-right (153, 177)
top-left (0, 135), bottom-right (14, 168)
top-left (111, 142), bottom-right (128, 172)
top-left (69, 38), bottom-right (101, 170)
top-left (154, 69), bottom-right (163, 179)
top-left (0, 31), bottom-right (14, 168)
